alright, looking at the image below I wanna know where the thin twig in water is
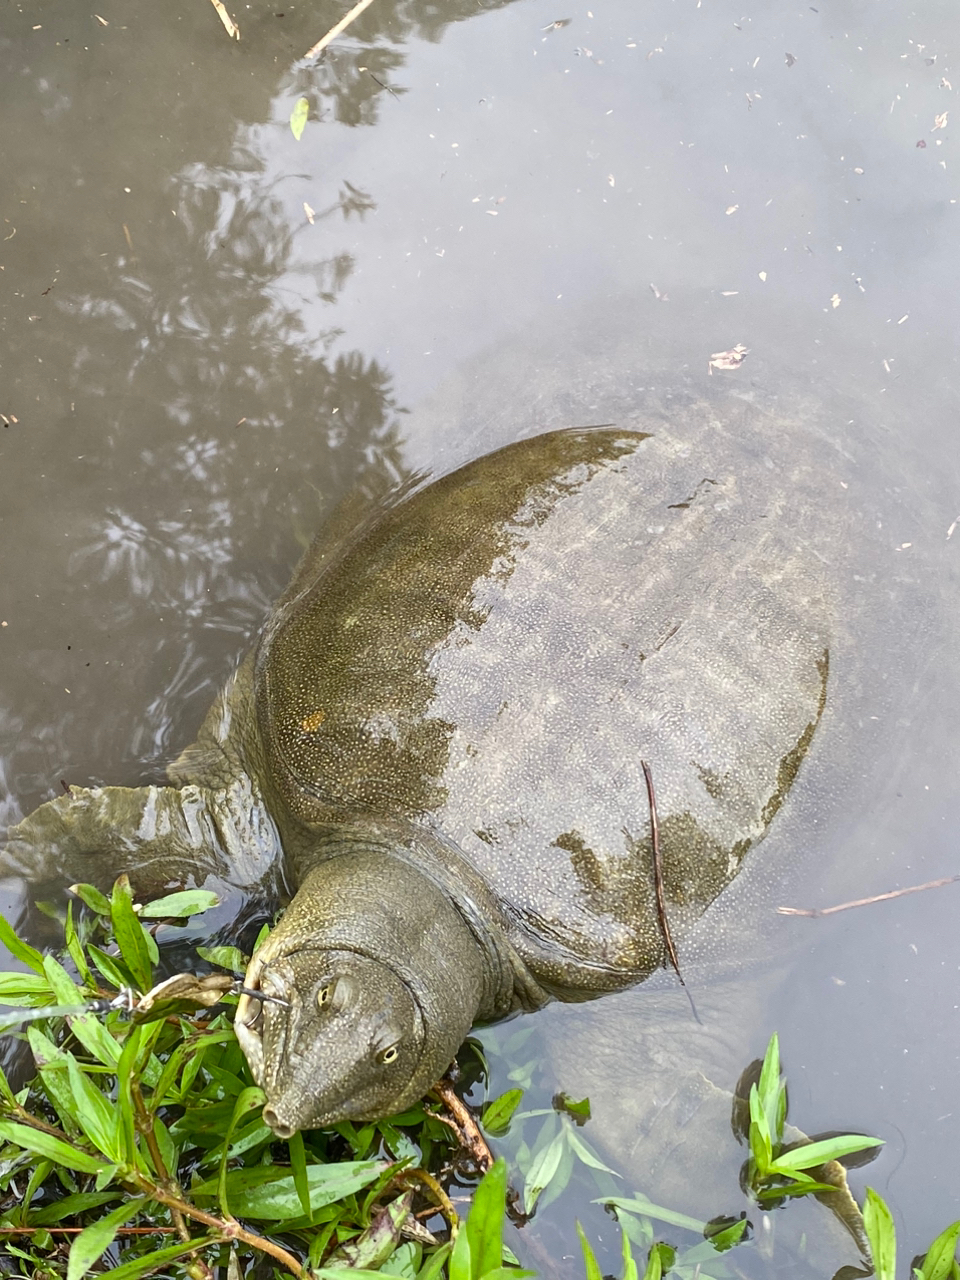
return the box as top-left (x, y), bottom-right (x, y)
top-left (778, 873), bottom-right (960, 917)
top-left (641, 761), bottom-right (700, 1023)
top-left (303, 0), bottom-right (377, 60)
top-left (641, 760), bottom-right (682, 981)
top-left (208, 0), bottom-right (239, 39)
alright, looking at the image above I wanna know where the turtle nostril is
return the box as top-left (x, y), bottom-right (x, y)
top-left (262, 1106), bottom-right (295, 1139)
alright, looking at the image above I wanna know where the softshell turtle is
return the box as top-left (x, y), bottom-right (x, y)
top-left (5, 418), bottom-right (836, 1139)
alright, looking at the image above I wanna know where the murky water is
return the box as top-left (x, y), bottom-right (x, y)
top-left (2, 0), bottom-right (959, 1273)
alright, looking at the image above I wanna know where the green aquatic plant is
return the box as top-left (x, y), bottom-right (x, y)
top-left (745, 1032), bottom-right (884, 1203)
top-left (0, 883), bottom-right (472, 1277)
top-left (0, 891), bottom-right (958, 1280)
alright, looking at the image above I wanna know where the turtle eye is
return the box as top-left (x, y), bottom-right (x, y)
top-left (378, 1044), bottom-right (399, 1065)
top-left (316, 983), bottom-right (332, 1009)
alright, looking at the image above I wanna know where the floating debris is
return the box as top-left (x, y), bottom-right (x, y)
top-left (708, 343), bottom-right (749, 373)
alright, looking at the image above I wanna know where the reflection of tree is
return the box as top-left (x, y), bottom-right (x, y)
top-left (0, 160), bottom-right (406, 809)
top-left (0, 0), bottom-right (519, 821)
top-left (278, 0), bottom-right (520, 128)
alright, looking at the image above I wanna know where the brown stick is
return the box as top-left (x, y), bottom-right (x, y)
top-left (641, 760), bottom-right (683, 981)
top-left (133, 1083), bottom-right (189, 1242)
top-left (303, 0), bottom-right (377, 59)
top-left (208, 0), bottom-right (239, 39)
top-left (641, 761), bottom-right (700, 1023)
top-left (429, 1078), bottom-right (494, 1173)
top-left (391, 1165), bottom-right (459, 1230)
top-left (778, 873), bottom-right (960, 918)
top-left (128, 1181), bottom-right (303, 1276)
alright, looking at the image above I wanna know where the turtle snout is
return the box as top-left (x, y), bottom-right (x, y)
top-left (262, 1105), bottom-right (296, 1139)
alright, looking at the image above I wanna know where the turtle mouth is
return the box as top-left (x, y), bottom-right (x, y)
top-left (235, 937), bottom-right (292, 1083)
top-left (235, 927), bottom-right (295, 1037)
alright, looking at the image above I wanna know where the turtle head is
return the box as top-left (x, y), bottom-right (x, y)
top-left (237, 947), bottom-right (428, 1134)
top-left (235, 852), bottom-right (488, 1134)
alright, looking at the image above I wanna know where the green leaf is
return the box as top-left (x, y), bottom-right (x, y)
top-left (290, 96), bottom-right (310, 140)
top-left (474, 1272), bottom-right (536, 1280)
top-left (19, 1157), bottom-right (55, 1227)
top-left (138, 889), bottom-right (220, 918)
top-left (770, 1134), bottom-right (884, 1172)
top-left (641, 1246), bottom-right (663, 1280)
top-left (216, 1085), bottom-right (266, 1219)
top-left (566, 1127), bottom-right (621, 1176)
top-left (0, 1120), bottom-right (109, 1174)
top-left (415, 1242), bottom-right (453, 1280)
top-left (106, 1237), bottom-right (220, 1280)
top-left (757, 1033), bottom-right (783, 1142)
top-left (116, 1024), bottom-right (152, 1167)
top-left (466, 1158), bottom-right (507, 1275)
top-left (920, 1220), bottom-right (960, 1280)
top-left (66, 1197), bottom-right (146, 1280)
top-left (288, 1128), bottom-right (311, 1219)
top-left (33, 1055), bottom-right (84, 1136)
top-left (66, 1053), bottom-right (122, 1161)
top-left (555, 1091), bottom-right (592, 1123)
top-left (536, 1140), bottom-right (574, 1214)
top-left (197, 944), bottom-right (248, 974)
top-left (312, 1272), bottom-right (401, 1280)
top-left (64, 1008), bottom-right (123, 1071)
top-left (111, 875), bottom-right (155, 991)
top-left (523, 1125), bottom-right (566, 1215)
top-left (863, 1188), bottom-right (897, 1280)
top-left (600, 1196), bottom-right (707, 1235)
top-left (448, 1223), bottom-right (471, 1280)
top-left (651, 1243), bottom-right (676, 1276)
top-left (0, 970), bottom-right (55, 1004)
top-left (69, 882), bottom-right (112, 915)
top-left (30, 1191), bottom-right (120, 1225)
top-left (196, 1158), bottom-right (386, 1220)
top-left (0, 1059), bottom-right (16, 1106)
top-left (620, 1227), bottom-right (639, 1280)
top-left (380, 1241), bottom-right (420, 1277)
top-left (327, 1192), bottom-right (414, 1271)
top-left (88, 943), bottom-right (136, 992)
top-left (748, 1083), bottom-right (772, 1176)
top-left (94, 1163), bottom-right (122, 1190)
top-left (42, 952), bottom-right (83, 1006)
top-left (704, 1216), bottom-right (749, 1252)
top-left (756, 1179), bottom-right (837, 1202)
top-left (0, 913), bottom-right (45, 974)
top-left (481, 1087), bottom-right (524, 1136)
top-left (64, 903), bottom-right (93, 986)
top-left (578, 1222), bottom-right (604, 1280)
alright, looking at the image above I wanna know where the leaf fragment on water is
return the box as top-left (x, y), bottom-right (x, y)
top-left (291, 97), bottom-right (310, 141)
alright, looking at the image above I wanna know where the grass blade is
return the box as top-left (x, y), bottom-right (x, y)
top-left (466, 1158), bottom-right (507, 1275)
top-left (0, 1119), bottom-right (109, 1174)
top-left (578, 1223), bottom-right (604, 1280)
top-left (863, 1187), bottom-right (897, 1280)
top-left (920, 1220), bottom-right (960, 1280)
top-left (66, 1197), bottom-right (146, 1280)
top-left (110, 875), bottom-right (156, 992)
top-left (771, 1134), bottom-right (883, 1173)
